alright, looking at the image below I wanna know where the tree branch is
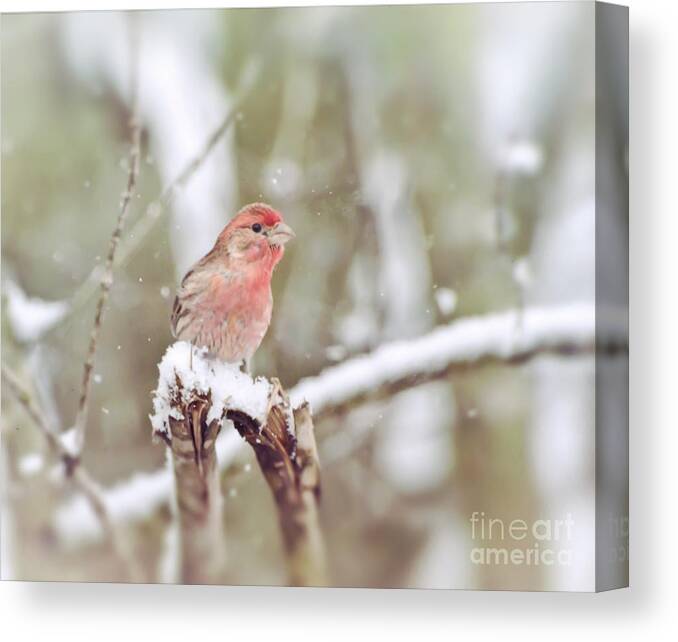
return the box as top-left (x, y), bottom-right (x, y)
top-left (165, 387), bottom-right (226, 584)
top-left (72, 17), bottom-right (142, 454)
top-left (1, 363), bottom-right (143, 582)
top-left (290, 303), bottom-right (627, 420)
top-left (228, 389), bottom-right (327, 586)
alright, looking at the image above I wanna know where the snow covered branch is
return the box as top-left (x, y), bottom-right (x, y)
top-left (53, 303), bottom-right (624, 546)
top-left (150, 343), bottom-right (326, 585)
top-left (150, 343), bottom-right (270, 583)
top-left (291, 303), bottom-right (627, 420)
top-left (3, 279), bottom-right (69, 344)
top-left (150, 343), bottom-right (272, 442)
top-left (1, 363), bottom-right (143, 582)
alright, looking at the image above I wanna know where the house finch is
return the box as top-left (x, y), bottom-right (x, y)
top-left (171, 203), bottom-right (294, 365)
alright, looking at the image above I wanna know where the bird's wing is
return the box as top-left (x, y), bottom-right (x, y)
top-left (170, 257), bottom-right (237, 339)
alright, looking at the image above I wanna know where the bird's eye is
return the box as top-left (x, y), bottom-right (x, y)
top-left (251, 223), bottom-right (262, 233)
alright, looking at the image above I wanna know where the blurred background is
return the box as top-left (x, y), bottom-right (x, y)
top-left (1, 3), bottom-right (627, 590)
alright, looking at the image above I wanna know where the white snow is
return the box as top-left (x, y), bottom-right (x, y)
top-left (501, 140), bottom-right (544, 176)
top-left (18, 453), bottom-right (45, 477)
top-left (434, 287), bottom-right (458, 317)
top-left (4, 280), bottom-right (69, 343)
top-left (150, 341), bottom-right (272, 440)
top-left (59, 427), bottom-right (79, 456)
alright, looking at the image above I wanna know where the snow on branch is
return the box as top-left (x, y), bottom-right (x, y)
top-left (291, 302), bottom-right (626, 419)
top-left (53, 303), bottom-right (625, 545)
top-left (150, 341), bottom-right (272, 442)
top-left (3, 279), bottom-right (69, 343)
top-left (148, 343), bottom-right (273, 583)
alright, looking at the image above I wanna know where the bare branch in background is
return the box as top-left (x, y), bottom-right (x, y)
top-left (53, 302), bottom-right (625, 544)
top-left (1, 363), bottom-right (143, 582)
top-left (72, 17), bottom-right (142, 454)
top-left (2, 365), bottom-right (76, 468)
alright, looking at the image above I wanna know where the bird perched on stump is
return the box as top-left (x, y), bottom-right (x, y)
top-left (171, 203), bottom-right (294, 367)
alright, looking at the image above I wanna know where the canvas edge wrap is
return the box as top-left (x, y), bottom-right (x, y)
top-left (595, 0), bottom-right (630, 592)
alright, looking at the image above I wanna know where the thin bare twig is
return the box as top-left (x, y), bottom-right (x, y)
top-left (1, 365), bottom-right (73, 467)
top-left (72, 18), bottom-right (142, 454)
top-left (61, 62), bottom-right (261, 328)
top-left (1, 363), bottom-right (143, 582)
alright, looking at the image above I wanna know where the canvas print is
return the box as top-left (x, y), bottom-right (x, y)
top-left (0, 2), bottom-right (628, 591)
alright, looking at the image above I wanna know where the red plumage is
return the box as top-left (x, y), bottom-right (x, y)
top-left (171, 203), bottom-right (294, 364)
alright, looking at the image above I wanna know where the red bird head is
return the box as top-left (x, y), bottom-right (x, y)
top-left (216, 203), bottom-right (295, 269)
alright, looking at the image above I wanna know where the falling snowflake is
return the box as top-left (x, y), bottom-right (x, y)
top-left (434, 288), bottom-right (458, 317)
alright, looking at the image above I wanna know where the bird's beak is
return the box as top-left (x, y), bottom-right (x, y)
top-left (267, 222), bottom-right (295, 246)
